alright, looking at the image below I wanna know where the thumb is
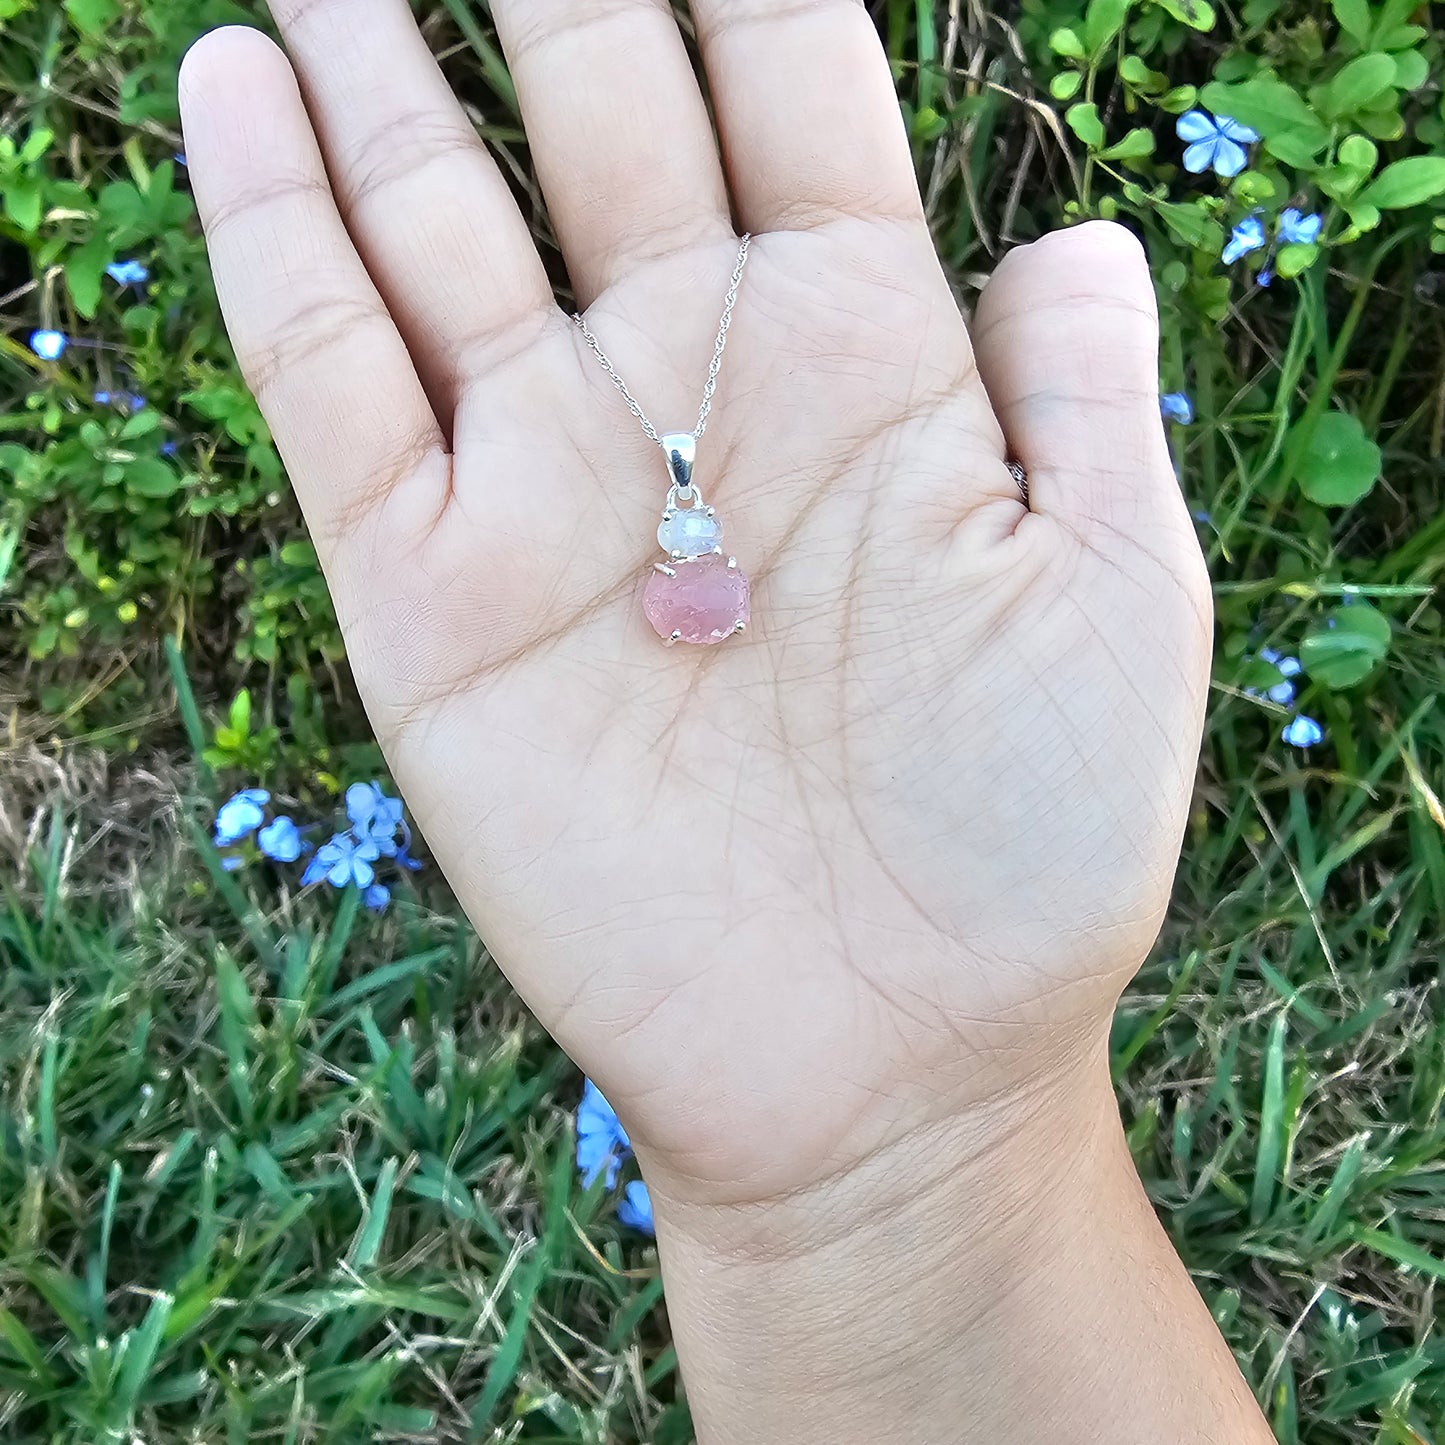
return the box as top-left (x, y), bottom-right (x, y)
top-left (971, 221), bottom-right (1187, 543)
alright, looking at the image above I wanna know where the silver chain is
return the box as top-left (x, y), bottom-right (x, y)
top-left (571, 234), bottom-right (752, 445)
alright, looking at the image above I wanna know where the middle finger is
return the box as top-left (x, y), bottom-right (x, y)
top-left (491, 0), bottom-right (736, 306)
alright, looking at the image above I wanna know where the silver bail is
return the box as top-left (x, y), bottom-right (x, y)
top-left (661, 432), bottom-right (697, 501)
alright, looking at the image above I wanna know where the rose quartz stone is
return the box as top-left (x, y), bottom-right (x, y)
top-left (643, 553), bottom-right (750, 645)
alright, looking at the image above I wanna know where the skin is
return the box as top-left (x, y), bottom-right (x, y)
top-left (179, 3), bottom-right (1276, 1440)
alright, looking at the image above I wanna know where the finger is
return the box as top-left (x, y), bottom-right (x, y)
top-left (179, 29), bottom-right (447, 576)
top-left (491, 0), bottom-right (734, 304)
top-left (691, 0), bottom-right (923, 233)
top-left (266, 0), bottom-right (556, 415)
top-left (970, 222), bottom-right (1185, 539)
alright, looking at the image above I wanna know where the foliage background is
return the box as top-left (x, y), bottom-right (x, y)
top-left (1, 0), bottom-right (1443, 1441)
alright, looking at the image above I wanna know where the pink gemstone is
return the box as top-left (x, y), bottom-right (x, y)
top-left (643, 552), bottom-right (750, 646)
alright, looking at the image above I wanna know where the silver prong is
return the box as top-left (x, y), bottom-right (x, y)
top-left (667, 630), bottom-right (683, 646)
top-left (654, 563), bottom-right (676, 577)
top-left (727, 556), bottom-right (737, 569)
top-left (705, 506), bottom-right (715, 518)
top-left (733, 619), bottom-right (747, 634)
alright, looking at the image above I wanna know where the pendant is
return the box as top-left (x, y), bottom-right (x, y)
top-left (642, 432), bottom-right (750, 646)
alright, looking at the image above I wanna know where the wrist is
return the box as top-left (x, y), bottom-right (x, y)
top-left (647, 1055), bottom-right (1119, 1440)
top-left (645, 1051), bottom-right (1270, 1445)
top-left (647, 1047), bottom-right (1115, 1275)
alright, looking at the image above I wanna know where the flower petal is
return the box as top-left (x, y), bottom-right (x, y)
top-left (258, 816), bottom-right (303, 863)
top-left (345, 782), bottom-right (379, 828)
top-left (1181, 139), bottom-right (1217, 174)
top-left (1175, 110), bottom-right (1218, 142)
top-left (29, 330), bottom-right (68, 361)
top-left (1212, 138), bottom-right (1249, 178)
top-left (1217, 116), bottom-right (1260, 143)
top-left (617, 1180), bottom-right (655, 1236)
top-left (1282, 715), bottom-right (1325, 748)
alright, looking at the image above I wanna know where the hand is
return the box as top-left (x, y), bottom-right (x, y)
top-left (180, 8), bottom-right (1277, 1440)
top-left (181, 0), bottom-right (1208, 1209)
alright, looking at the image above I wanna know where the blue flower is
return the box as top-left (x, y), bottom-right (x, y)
top-left (1160, 392), bottom-right (1194, 425)
top-left (1254, 648), bottom-right (1303, 705)
top-left (257, 816), bottom-right (303, 863)
top-left (617, 1180), bottom-right (655, 1236)
top-left (1282, 715), bottom-right (1324, 748)
top-left (29, 330), bottom-right (68, 361)
top-left (576, 1079), bottom-right (631, 1189)
top-left (94, 390), bottom-right (112, 405)
top-left (1176, 110), bottom-right (1259, 178)
top-left (214, 788), bottom-right (270, 846)
top-left (106, 259), bottom-right (150, 286)
top-left (301, 830), bottom-right (382, 889)
top-left (1257, 266), bottom-right (1274, 288)
top-left (346, 781), bottom-right (405, 856)
top-left (1222, 214), bottom-right (1267, 264)
top-left (363, 882), bottom-right (391, 912)
top-left (160, 440), bottom-right (179, 457)
top-left (396, 836), bottom-right (424, 872)
top-left (1277, 208), bottom-right (1322, 246)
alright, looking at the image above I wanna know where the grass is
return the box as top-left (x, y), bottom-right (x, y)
top-left (2, 0), bottom-right (1445, 1441)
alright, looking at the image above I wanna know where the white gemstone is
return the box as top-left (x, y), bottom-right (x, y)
top-left (658, 506), bottom-right (723, 557)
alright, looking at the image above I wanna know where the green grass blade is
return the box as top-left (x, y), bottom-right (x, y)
top-left (1250, 1013), bottom-right (1288, 1226)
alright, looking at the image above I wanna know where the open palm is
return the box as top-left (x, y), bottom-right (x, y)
top-left (181, 0), bottom-right (1211, 1207)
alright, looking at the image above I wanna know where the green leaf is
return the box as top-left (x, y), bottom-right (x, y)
top-left (1293, 410), bottom-right (1381, 506)
top-left (1330, 0), bottom-right (1372, 44)
top-left (1065, 101), bottom-right (1105, 148)
top-left (125, 457), bottom-right (183, 498)
top-left (1300, 604), bottom-right (1391, 688)
top-left (19, 128), bottom-right (52, 165)
top-left (1358, 156), bottom-right (1445, 209)
top-left (1050, 71), bottom-right (1083, 101)
top-left (1156, 198), bottom-right (1221, 250)
top-left (1320, 53), bottom-right (1398, 117)
top-left (4, 179), bottom-right (41, 233)
top-left (1273, 241), bottom-right (1319, 278)
top-left (1084, 0), bottom-right (1131, 53)
top-left (1393, 49), bottom-right (1429, 91)
top-left (67, 235), bottom-right (112, 319)
top-left (229, 688), bottom-right (252, 736)
top-left (1149, 0), bottom-right (1216, 29)
top-left (1338, 133), bottom-right (1378, 172)
top-left (64, 0), bottom-right (117, 35)
top-left (1049, 25), bottom-right (1085, 57)
top-left (119, 408), bottom-right (160, 440)
top-left (1199, 77), bottom-right (1330, 163)
top-left (1098, 127), bottom-right (1156, 160)
top-left (278, 539), bottom-right (318, 567)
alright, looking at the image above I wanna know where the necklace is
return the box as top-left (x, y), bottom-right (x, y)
top-left (573, 235), bottom-right (753, 647)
